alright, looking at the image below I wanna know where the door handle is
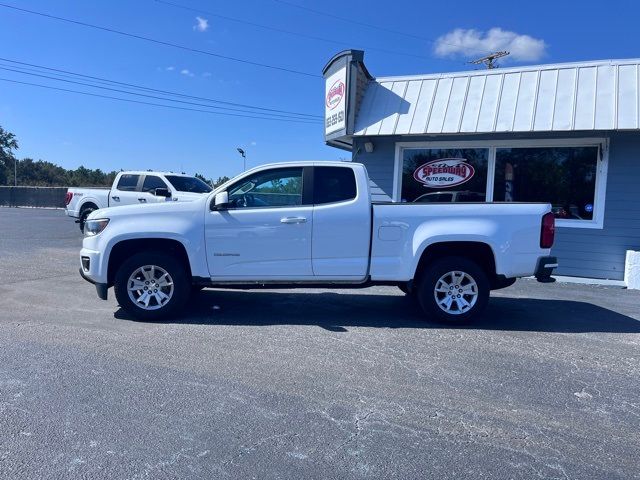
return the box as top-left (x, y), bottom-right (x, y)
top-left (138, 198), bottom-right (147, 203)
top-left (280, 216), bottom-right (306, 224)
top-left (111, 196), bottom-right (120, 201)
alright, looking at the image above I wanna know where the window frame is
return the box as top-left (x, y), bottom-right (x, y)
top-left (141, 174), bottom-right (169, 193)
top-left (222, 166), bottom-right (309, 210)
top-left (393, 138), bottom-right (609, 229)
top-left (116, 173), bottom-right (142, 192)
top-left (312, 165), bottom-right (358, 206)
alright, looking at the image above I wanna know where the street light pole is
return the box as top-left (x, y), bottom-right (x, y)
top-left (236, 147), bottom-right (246, 172)
top-left (14, 157), bottom-right (17, 186)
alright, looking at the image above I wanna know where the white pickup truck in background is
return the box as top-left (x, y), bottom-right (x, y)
top-left (65, 170), bottom-right (212, 231)
top-left (78, 161), bottom-right (557, 324)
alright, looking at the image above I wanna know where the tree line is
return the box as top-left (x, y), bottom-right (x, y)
top-left (0, 125), bottom-right (228, 188)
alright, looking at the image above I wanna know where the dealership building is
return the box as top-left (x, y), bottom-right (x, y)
top-left (323, 50), bottom-right (640, 283)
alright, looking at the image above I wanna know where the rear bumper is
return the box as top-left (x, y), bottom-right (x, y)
top-left (79, 267), bottom-right (108, 300)
top-left (535, 256), bottom-right (558, 283)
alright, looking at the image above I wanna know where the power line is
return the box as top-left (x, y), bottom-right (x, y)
top-left (0, 77), bottom-right (323, 124)
top-left (0, 57), bottom-right (323, 120)
top-left (271, 0), bottom-right (490, 56)
top-left (153, 0), bottom-right (431, 61)
top-left (0, 2), bottom-right (320, 78)
top-left (0, 65), bottom-right (322, 121)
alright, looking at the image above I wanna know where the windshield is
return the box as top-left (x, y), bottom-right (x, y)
top-left (165, 175), bottom-right (212, 194)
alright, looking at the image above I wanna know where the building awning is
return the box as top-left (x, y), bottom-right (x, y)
top-left (353, 59), bottom-right (640, 137)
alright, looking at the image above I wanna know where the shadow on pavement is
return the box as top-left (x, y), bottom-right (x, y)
top-left (115, 289), bottom-right (640, 334)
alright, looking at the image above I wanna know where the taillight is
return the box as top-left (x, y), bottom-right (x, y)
top-left (540, 212), bottom-right (555, 248)
top-left (64, 192), bottom-right (73, 206)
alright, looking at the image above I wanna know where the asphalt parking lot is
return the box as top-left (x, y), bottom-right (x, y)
top-left (1, 207), bottom-right (639, 479)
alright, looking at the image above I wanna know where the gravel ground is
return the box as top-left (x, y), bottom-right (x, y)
top-left (1, 207), bottom-right (639, 479)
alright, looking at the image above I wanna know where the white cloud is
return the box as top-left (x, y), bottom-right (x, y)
top-left (165, 66), bottom-right (175, 71)
top-left (180, 69), bottom-right (194, 77)
top-left (250, 141), bottom-right (257, 146)
top-left (193, 16), bottom-right (209, 32)
top-left (434, 28), bottom-right (547, 62)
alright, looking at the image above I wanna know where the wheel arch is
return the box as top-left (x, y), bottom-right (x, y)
top-left (413, 241), bottom-right (498, 287)
top-left (107, 238), bottom-right (192, 286)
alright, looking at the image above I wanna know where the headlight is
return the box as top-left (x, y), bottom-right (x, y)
top-left (84, 218), bottom-right (110, 236)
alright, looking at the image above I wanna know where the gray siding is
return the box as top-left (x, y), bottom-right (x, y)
top-left (352, 132), bottom-right (640, 280)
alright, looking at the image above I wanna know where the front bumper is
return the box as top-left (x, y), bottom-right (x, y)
top-left (79, 267), bottom-right (108, 300)
top-left (535, 256), bottom-right (558, 283)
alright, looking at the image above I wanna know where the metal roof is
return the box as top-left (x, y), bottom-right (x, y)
top-left (354, 59), bottom-right (640, 136)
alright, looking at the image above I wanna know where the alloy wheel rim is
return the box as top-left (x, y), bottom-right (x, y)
top-left (127, 265), bottom-right (174, 310)
top-left (433, 270), bottom-right (478, 315)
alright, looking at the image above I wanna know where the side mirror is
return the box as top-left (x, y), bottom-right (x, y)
top-left (154, 187), bottom-right (171, 198)
top-left (213, 191), bottom-right (229, 210)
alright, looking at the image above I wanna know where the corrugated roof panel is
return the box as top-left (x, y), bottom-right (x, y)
top-left (409, 79), bottom-right (437, 134)
top-left (352, 58), bottom-right (640, 137)
top-left (460, 75), bottom-right (485, 132)
top-left (595, 64), bottom-right (616, 130)
top-left (476, 74), bottom-right (502, 132)
top-left (426, 78), bottom-right (453, 133)
top-left (378, 82), bottom-right (408, 135)
top-left (618, 64), bottom-right (638, 129)
top-left (574, 67), bottom-right (597, 130)
top-left (495, 72), bottom-right (521, 131)
top-left (363, 82), bottom-right (394, 136)
top-left (394, 80), bottom-right (421, 134)
top-left (553, 68), bottom-right (577, 130)
top-left (513, 70), bottom-right (538, 130)
top-left (354, 78), bottom-right (379, 135)
top-left (442, 76), bottom-right (470, 132)
top-left (533, 69), bottom-right (558, 131)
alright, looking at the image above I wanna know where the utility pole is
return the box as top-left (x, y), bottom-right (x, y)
top-left (469, 51), bottom-right (510, 69)
top-left (14, 157), bottom-right (17, 186)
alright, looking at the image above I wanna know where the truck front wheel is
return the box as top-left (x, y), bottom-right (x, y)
top-left (114, 252), bottom-right (190, 321)
top-left (416, 257), bottom-right (489, 324)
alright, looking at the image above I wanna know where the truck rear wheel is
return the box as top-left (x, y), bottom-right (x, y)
top-left (114, 252), bottom-right (190, 321)
top-left (416, 257), bottom-right (489, 324)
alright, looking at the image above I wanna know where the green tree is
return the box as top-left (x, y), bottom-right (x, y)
top-left (0, 125), bottom-right (18, 185)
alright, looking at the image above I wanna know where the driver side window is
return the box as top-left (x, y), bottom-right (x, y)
top-left (227, 168), bottom-right (303, 209)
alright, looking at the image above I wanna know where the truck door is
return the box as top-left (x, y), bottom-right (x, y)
top-left (111, 174), bottom-right (143, 206)
top-left (311, 166), bottom-right (370, 278)
top-left (205, 167), bottom-right (314, 279)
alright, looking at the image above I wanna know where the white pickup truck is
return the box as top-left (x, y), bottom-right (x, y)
top-left (65, 170), bottom-right (212, 231)
top-left (78, 161), bottom-right (557, 324)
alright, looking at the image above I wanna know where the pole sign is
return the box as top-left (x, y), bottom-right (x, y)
top-left (325, 66), bottom-right (347, 136)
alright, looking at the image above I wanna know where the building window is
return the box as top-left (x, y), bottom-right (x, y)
top-left (400, 148), bottom-right (488, 203)
top-left (493, 147), bottom-right (599, 221)
top-left (395, 139), bottom-right (608, 228)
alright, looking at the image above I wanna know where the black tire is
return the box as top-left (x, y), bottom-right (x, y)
top-left (78, 206), bottom-right (96, 233)
top-left (114, 251), bottom-right (190, 321)
top-left (416, 256), bottom-right (489, 325)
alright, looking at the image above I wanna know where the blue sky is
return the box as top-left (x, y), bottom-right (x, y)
top-left (0, 0), bottom-right (637, 179)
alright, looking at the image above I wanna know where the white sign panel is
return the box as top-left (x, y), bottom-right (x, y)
top-left (325, 66), bottom-right (347, 135)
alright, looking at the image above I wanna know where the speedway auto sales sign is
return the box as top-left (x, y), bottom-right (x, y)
top-left (413, 158), bottom-right (475, 188)
top-left (325, 66), bottom-right (347, 135)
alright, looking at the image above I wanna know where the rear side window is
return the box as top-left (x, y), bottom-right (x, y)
top-left (142, 175), bottom-right (167, 192)
top-left (313, 167), bottom-right (357, 205)
top-left (116, 174), bottom-right (140, 191)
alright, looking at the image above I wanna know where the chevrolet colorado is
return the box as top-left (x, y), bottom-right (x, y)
top-left (78, 161), bottom-right (557, 323)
